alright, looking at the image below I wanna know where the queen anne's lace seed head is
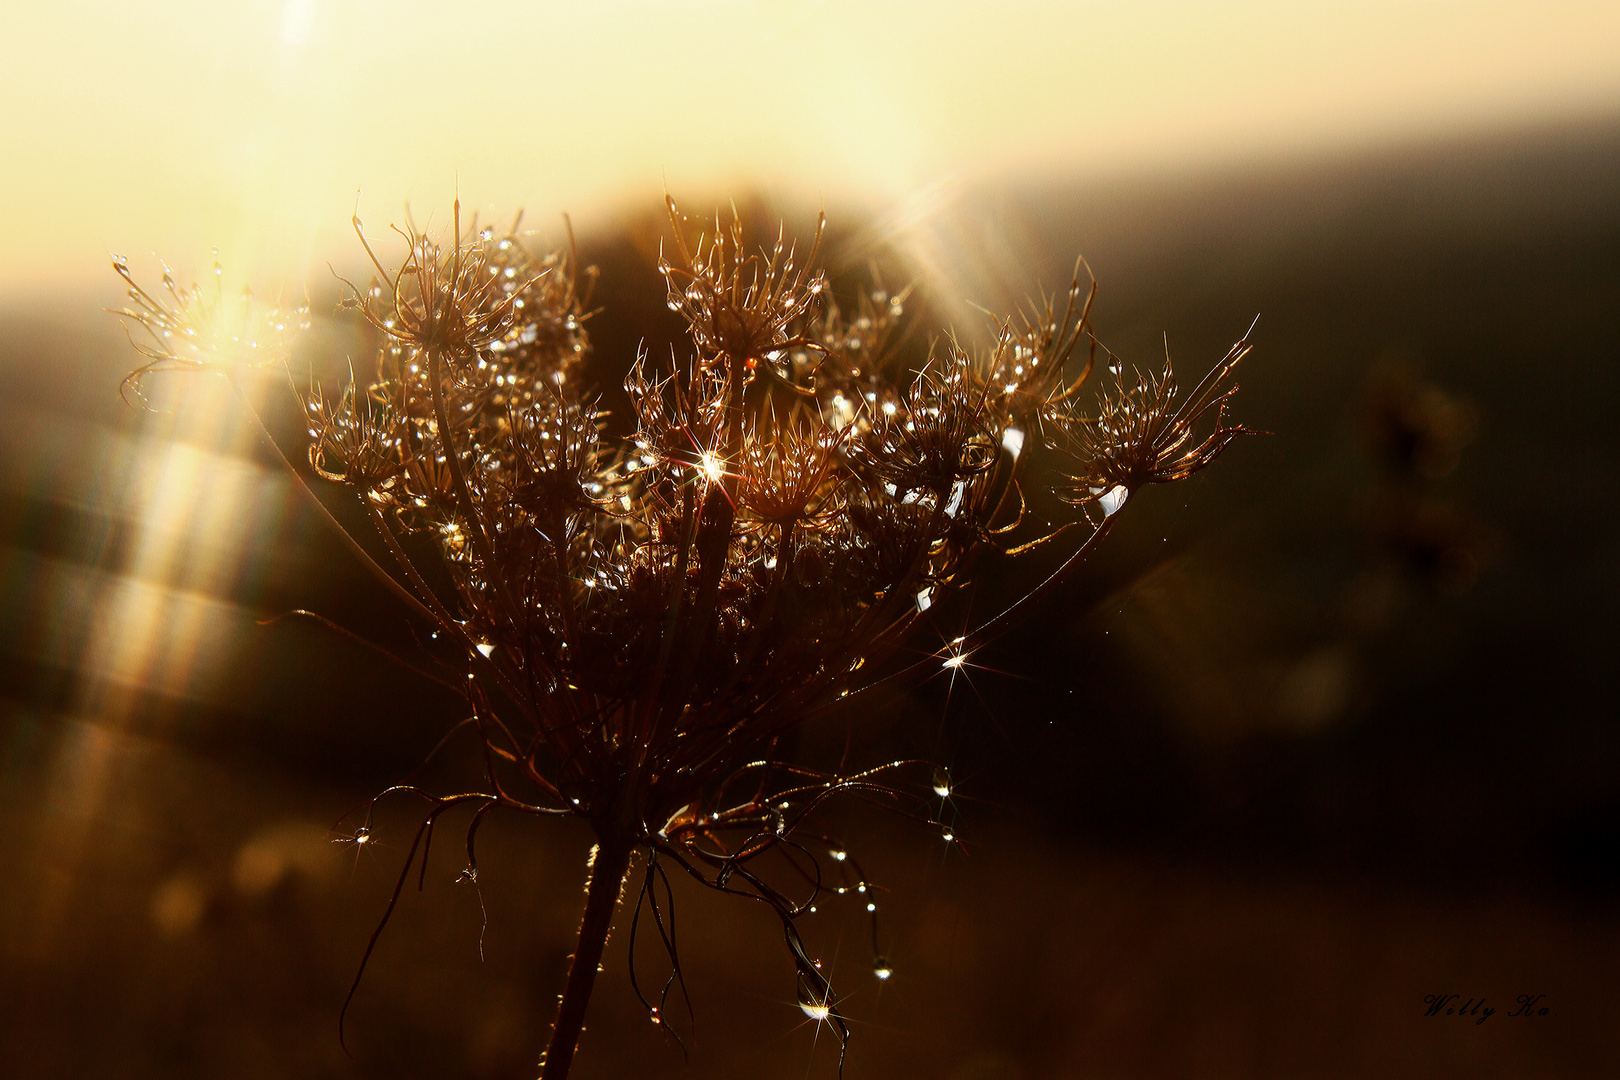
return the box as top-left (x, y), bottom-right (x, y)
top-left (113, 201), bottom-right (1252, 1078)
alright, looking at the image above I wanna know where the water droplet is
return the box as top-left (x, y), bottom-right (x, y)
top-left (1099, 484), bottom-right (1129, 517)
top-left (932, 767), bottom-right (952, 798)
top-left (476, 643), bottom-right (495, 658)
top-left (799, 991), bottom-right (832, 1021)
top-left (941, 825), bottom-right (955, 842)
top-left (872, 957), bottom-right (894, 980)
top-left (829, 848), bottom-right (847, 862)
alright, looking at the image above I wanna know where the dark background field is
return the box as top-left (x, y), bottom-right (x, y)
top-left (2, 116), bottom-right (1617, 1078)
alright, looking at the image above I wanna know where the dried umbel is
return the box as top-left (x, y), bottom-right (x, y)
top-left (112, 254), bottom-right (310, 406)
top-left (114, 198), bottom-right (1254, 1079)
top-left (1049, 337), bottom-right (1256, 518)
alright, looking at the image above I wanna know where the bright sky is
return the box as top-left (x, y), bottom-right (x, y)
top-left (3, 0), bottom-right (1618, 292)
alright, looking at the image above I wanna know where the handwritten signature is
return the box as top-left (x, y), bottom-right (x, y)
top-left (1423, 995), bottom-right (1551, 1025)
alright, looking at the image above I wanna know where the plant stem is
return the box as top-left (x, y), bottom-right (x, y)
top-left (540, 838), bottom-right (634, 1080)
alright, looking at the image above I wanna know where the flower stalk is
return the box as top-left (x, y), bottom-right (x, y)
top-left (542, 838), bottom-right (634, 1080)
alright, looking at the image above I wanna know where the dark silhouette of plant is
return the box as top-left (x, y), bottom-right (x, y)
top-left (112, 197), bottom-right (1254, 1079)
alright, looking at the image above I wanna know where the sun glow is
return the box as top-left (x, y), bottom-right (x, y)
top-left (5, 3), bottom-right (1618, 292)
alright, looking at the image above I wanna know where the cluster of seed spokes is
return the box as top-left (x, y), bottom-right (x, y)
top-left (988, 262), bottom-right (1099, 426)
top-left (854, 354), bottom-right (1002, 500)
top-left (625, 352), bottom-right (733, 498)
top-left (1049, 331), bottom-right (1258, 511)
top-left (111, 256), bottom-right (309, 405)
top-left (659, 196), bottom-right (828, 373)
top-left (303, 375), bottom-right (406, 490)
top-left (346, 201), bottom-right (532, 360)
top-left (737, 408), bottom-right (851, 527)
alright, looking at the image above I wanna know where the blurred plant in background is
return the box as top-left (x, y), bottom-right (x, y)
top-left (112, 197), bottom-right (1252, 1079)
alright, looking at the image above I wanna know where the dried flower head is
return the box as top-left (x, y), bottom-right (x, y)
top-left (345, 202), bottom-right (527, 360)
top-left (111, 254), bottom-right (309, 406)
top-left (1048, 330), bottom-right (1258, 520)
top-left (114, 198), bottom-right (1254, 1080)
top-left (302, 373), bottom-right (406, 489)
top-left (738, 406), bottom-right (850, 527)
top-left (660, 196), bottom-right (826, 373)
top-left (989, 261), bottom-right (1098, 426)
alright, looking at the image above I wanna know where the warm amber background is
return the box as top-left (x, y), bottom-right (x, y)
top-left (4, 1), bottom-right (1620, 293)
top-left (3, 4), bottom-right (1619, 1078)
